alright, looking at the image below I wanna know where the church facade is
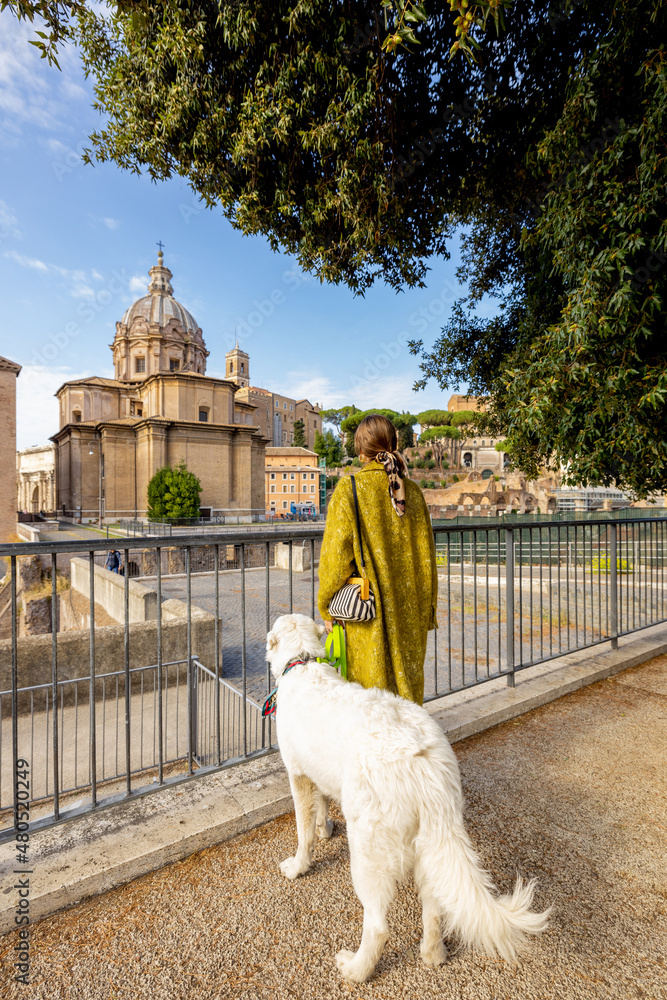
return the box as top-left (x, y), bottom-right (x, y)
top-left (51, 253), bottom-right (267, 521)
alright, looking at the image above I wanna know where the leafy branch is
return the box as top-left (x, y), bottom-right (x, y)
top-left (380, 0), bottom-right (512, 62)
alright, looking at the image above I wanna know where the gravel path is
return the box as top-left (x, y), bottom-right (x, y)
top-left (1, 656), bottom-right (665, 1000)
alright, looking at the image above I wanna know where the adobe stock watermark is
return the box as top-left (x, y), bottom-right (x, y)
top-left (30, 269), bottom-right (131, 366)
top-left (50, 141), bottom-right (89, 183)
top-left (347, 273), bottom-right (460, 393)
top-left (220, 268), bottom-right (312, 351)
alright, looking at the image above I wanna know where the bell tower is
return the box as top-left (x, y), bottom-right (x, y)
top-left (225, 342), bottom-right (250, 388)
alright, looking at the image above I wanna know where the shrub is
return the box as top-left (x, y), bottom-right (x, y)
top-left (452, 474), bottom-right (459, 483)
top-left (440, 480), bottom-right (448, 488)
top-left (426, 459), bottom-right (436, 469)
top-left (421, 480), bottom-right (437, 490)
top-left (591, 555), bottom-right (632, 574)
top-left (415, 459), bottom-right (425, 469)
top-left (423, 449), bottom-right (433, 461)
top-left (147, 462), bottom-right (201, 521)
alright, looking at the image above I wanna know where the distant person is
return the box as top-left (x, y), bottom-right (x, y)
top-left (105, 549), bottom-right (120, 574)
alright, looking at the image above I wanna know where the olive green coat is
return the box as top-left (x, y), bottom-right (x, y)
top-left (317, 461), bottom-right (438, 704)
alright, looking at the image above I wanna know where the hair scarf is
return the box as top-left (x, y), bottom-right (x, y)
top-left (375, 451), bottom-right (406, 517)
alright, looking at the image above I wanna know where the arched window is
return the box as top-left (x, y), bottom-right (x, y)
top-left (72, 410), bottom-right (82, 423)
top-left (199, 408), bottom-right (209, 422)
top-left (463, 452), bottom-right (472, 468)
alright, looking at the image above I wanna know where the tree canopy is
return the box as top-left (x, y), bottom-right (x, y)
top-left (10, 0), bottom-right (665, 494)
top-left (409, 0), bottom-right (667, 496)
top-left (146, 462), bottom-right (202, 521)
top-left (314, 429), bottom-right (343, 467)
top-left (416, 409), bottom-right (452, 428)
top-left (419, 425), bottom-right (460, 472)
top-left (450, 409), bottom-right (477, 428)
top-left (292, 418), bottom-right (306, 447)
top-left (73, 0), bottom-right (609, 292)
top-left (340, 408), bottom-right (416, 454)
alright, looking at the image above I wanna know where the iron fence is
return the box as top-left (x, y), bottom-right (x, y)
top-left (0, 515), bottom-right (665, 840)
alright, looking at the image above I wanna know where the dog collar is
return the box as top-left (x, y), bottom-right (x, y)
top-left (262, 656), bottom-right (309, 718)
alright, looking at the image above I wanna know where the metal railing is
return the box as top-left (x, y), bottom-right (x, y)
top-left (0, 659), bottom-right (264, 809)
top-left (118, 516), bottom-right (325, 537)
top-left (1, 515), bottom-right (665, 840)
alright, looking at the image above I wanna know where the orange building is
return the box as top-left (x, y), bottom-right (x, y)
top-left (265, 447), bottom-right (322, 515)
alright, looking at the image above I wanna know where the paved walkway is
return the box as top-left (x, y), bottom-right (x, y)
top-left (1, 654), bottom-right (665, 999)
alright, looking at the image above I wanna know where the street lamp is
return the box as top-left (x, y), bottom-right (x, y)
top-left (88, 437), bottom-right (103, 528)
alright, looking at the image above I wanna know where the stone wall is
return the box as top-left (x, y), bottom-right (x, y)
top-left (424, 471), bottom-right (559, 517)
top-left (0, 600), bottom-right (215, 714)
top-left (70, 557), bottom-right (157, 623)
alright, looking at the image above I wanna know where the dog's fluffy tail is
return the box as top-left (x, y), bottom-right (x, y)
top-left (414, 769), bottom-right (550, 961)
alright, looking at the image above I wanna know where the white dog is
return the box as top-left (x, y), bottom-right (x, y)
top-left (266, 613), bottom-right (550, 983)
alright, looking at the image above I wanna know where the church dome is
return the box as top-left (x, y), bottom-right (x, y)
top-left (112, 251), bottom-right (209, 381)
top-left (120, 292), bottom-right (199, 336)
top-left (120, 255), bottom-right (200, 336)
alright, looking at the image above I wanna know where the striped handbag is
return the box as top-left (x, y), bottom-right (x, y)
top-left (327, 476), bottom-right (376, 623)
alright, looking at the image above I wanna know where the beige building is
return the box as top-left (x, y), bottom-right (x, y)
top-left (51, 253), bottom-right (267, 521)
top-left (226, 346), bottom-right (322, 449)
top-left (0, 356), bottom-right (21, 544)
top-left (265, 447), bottom-right (321, 515)
top-left (17, 444), bottom-right (55, 513)
top-left (447, 394), bottom-right (486, 414)
top-left (445, 394), bottom-right (507, 475)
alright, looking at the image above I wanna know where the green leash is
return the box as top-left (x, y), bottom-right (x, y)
top-left (318, 622), bottom-right (347, 680)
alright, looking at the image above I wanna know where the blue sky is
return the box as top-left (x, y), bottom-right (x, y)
top-left (0, 11), bottom-right (480, 450)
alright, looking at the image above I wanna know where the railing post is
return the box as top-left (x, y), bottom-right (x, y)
top-left (11, 556), bottom-right (18, 833)
top-left (610, 522), bottom-right (618, 650)
top-left (505, 527), bottom-right (515, 686)
top-left (190, 658), bottom-right (198, 763)
top-left (186, 547), bottom-right (194, 772)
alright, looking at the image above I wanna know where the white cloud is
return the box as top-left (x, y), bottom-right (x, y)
top-left (0, 200), bottom-right (20, 240)
top-left (5, 250), bottom-right (108, 300)
top-left (88, 213), bottom-right (121, 231)
top-left (129, 275), bottom-right (147, 295)
top-left (280, 372), bottom-right (340, 407)
top-left (59, 79), bottom-right (88, 102)
top-left (282, 368), bottom-right (452, 417)
top-left (45, 138), bottom-right (70, 155)
top-left (0, 11), bottom-right (92, 138)
top-left (16, 364), bottom-right (91, 450)
top-left (6, 250), bottom-right (48, 271)
top-left (70, 285), bottom-right (96, 300)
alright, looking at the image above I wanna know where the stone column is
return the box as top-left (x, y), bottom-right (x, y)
top-left (0, 357), bottom-right (21, 545)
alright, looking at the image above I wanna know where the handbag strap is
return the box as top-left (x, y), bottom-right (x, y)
top-left (350, 475), bottom-right (366, 572)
